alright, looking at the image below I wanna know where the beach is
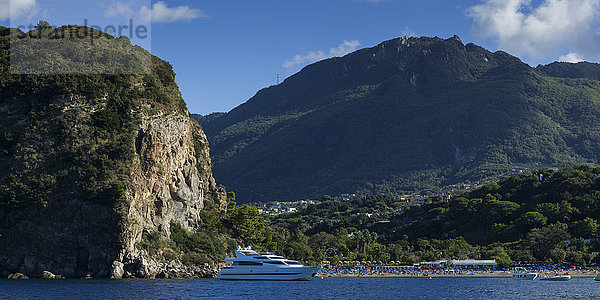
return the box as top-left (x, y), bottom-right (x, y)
top-left (318, 266), bottom-right (598, 278)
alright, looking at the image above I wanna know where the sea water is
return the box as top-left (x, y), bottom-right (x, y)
top-left (1, 277), bottom-right (599, 299)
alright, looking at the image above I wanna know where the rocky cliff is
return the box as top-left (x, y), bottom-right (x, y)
top-left (0, 25), bottom-right (226, 278)
top-left (115, 113), bottom-right (226, 278)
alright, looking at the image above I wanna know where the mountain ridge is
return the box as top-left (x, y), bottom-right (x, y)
top-left (203, 35), bottom-right (600, 202)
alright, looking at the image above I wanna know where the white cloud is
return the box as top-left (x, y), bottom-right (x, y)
top-left (104, 1), bottom-right (137, 18)
top-left (283, 40), bottom-right (361, 68)
top-left (140, 1), bottom-right (208, 23)
top-left (467, 0), bottom-right (600, 62)
top-left (1, 0), bottom-right (38, 22)
top-left (559, 52), bottom-right (585, 63)
top-left (400, 26), bottom-right (416, 37)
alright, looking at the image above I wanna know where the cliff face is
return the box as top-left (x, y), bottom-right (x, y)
top-left (0, 25), bottom-right (226, 278)
top-left (129, 114), bottom-right (216, 239)
top-left (116, 114), bottom-right (226, 278)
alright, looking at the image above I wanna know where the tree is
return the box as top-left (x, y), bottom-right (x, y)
top-left (486, 246), bottom-right (512, 268)
top-left (571, 217), bottom-right (599, 239)
top-left (281, 232), bottom-right (313, 262)
top-left (226, 191), bottom-right (236, 212)
top-left (308, 231), bottom-right (340, 251)
top-left (549, 247), bottom-right (566, 264)
top-left (199, 210), bottom-right (220, 233)
top-left (515, 212), bottom-right (548, 232)
top-left (483, 197), bottom-right (520, 222)
top-left (321, 195), bottom-right (333, 201)
top-left (527, 223), bottom-right (570, 260)
top-left (228, 205), bottom-right (270, 249)
top-left (35, 21), bottom-right (52, 30)
top-left (566, 250), bottom-right (587, 266)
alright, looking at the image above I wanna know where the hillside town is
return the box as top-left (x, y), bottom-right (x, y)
top-left (253, 193), bottom-right (453, 216)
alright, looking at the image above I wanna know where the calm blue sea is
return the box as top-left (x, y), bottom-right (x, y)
top-left (1, 277), bottom-right (599, 299)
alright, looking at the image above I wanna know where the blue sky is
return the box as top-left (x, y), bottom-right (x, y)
top-left (2, 0), bottom-right (600, 114)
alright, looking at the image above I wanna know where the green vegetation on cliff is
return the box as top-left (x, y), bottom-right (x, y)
top-left (138, 222), bottom-right (227, 266)
top-left (203, 35), bottom-right (600, 202)
top-left (0, 24), bottom-right (187, 212)
top-left (136, 191), bottom-right (273, 265)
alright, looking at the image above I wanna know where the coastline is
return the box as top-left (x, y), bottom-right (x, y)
top-left (319, 272), bottom-right (597, 278)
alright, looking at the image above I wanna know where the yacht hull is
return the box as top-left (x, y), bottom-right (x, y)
top-left (513, 273), bottom-right (538, 280)
top-left (217, 267), bottom-right (319, 281)
top-left (540, 275), bottom-right (571, 281)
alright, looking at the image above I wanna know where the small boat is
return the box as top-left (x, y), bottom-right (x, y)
top-left (540, 274), bottom-right (571, 281)
top-left (513, 267), bottom-right (538, 280)
top-left (595, 273), bottom-right (600, 281)
top-left (217, 246), bottom-right (320, 281)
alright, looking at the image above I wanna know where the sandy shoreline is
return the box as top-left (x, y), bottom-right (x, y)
top-left (319, 273), bottom-right (597, 278)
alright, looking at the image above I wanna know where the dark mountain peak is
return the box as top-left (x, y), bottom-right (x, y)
top-left (207, 35), bottom-right (489, 132)
top-left (450, 34), bottom-right (463, 44)
top-left (368, 35), bottom-right (464, 57)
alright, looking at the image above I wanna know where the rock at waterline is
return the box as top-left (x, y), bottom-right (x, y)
top-left (8, 273), bottom-right (29, 279)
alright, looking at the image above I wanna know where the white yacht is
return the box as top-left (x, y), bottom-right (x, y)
top-left (217, 246), bottom-right (320, 281)
top-left (513, 267), bottom-right (538, 280)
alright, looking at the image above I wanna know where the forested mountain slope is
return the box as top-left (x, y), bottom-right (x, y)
top-left (204, 35), bottom-right (600, 202)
